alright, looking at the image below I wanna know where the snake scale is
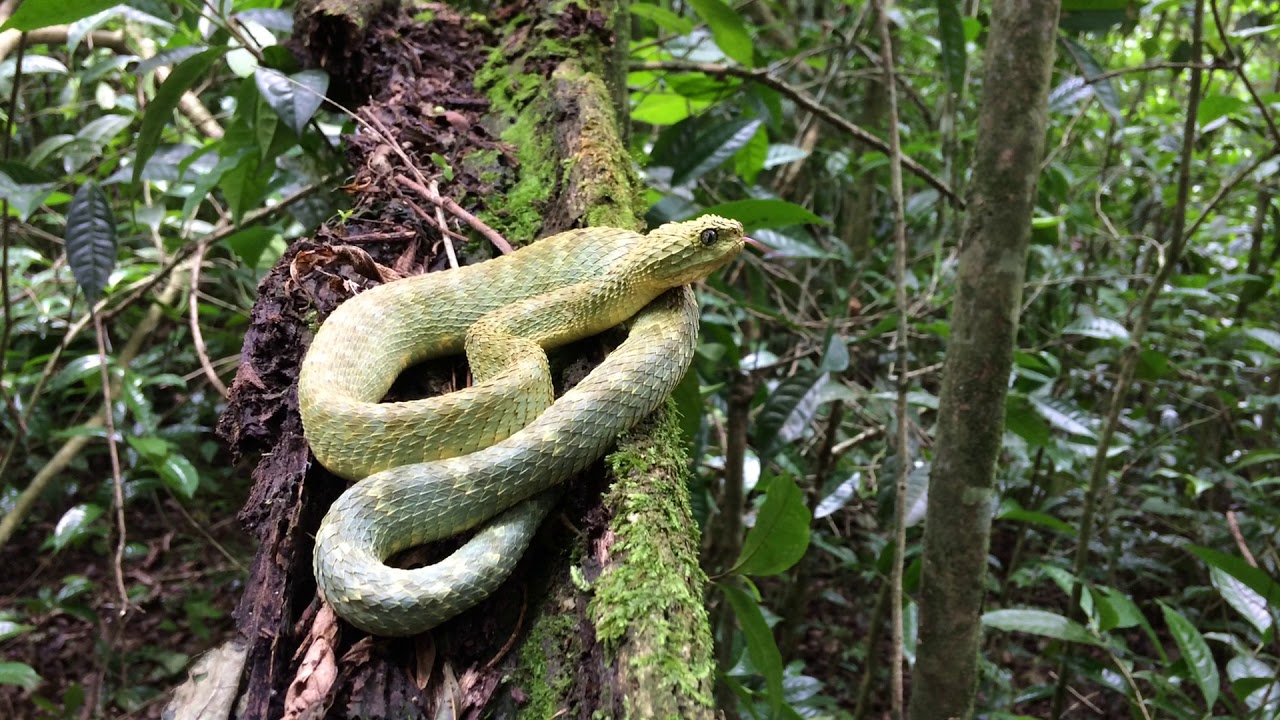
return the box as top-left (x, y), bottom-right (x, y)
top-left (298, 215), bottom-right (747, 635)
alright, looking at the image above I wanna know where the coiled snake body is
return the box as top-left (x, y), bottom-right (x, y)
top-left (299, 216), bottom-right (746, 635)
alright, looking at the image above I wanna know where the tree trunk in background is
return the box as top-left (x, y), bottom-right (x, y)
top-left (179, 2), bottom-right (717, 718)
top-left (908, 3), bottom-right (1060, 719)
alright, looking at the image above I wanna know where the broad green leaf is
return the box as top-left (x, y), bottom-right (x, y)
top-left (629, 4), bottom-right (694, 35)
top-left (936, 0), bottom-right (966, 96)
top-left (1189, 546), bottom-right (1280, 607)
top-left (652, 117), bottom-right (762, 186)
top-left (1048, 76), bottom-right (1093, 115)
top-left (0, 170), bottom-right (55, 221)
top-left (223, 226), bottom-right (278, 268)
top-left (997, 501), bottom-right (1075, 536)
top-left (134, 48), bottom-right (227, 185)
top-left (0, 620), bottom-right (34, 642)
top-left (0, 55), bottom-right (68, 78)
top-left (753, 371), bottom-right (824, 462)
top-left (1242, 327), bottom-right (1280, 354)
top-left (687, 0), bottom-right (753, 66)
top-left (631, 92), bottom-right (706, 125)
top-left (126, 435), bottom-right (170, 461)
top-left (1058, 36), bottom-right (1120, 120)
top-left (2, 0), bottom-right (120, 30)
top-left (255, 68), bottom-right (329, 136)
top-left (159, 454), bottom-right (200, 498)
top-left (1160, 603), bottom-right (1219, 710)
top-left (0, 662), bottom-right (41, 690)
top-left (135, 46), bottom-right (209, 77)
top-left (762, 144), bottom-right (809, 169)
top-left (733, 475), bottom-right (811, 576)
top-left (734, 123), bottom-right (768, 185)
top-left (51, 503), bottom-right (104, 551)
top-left (720, 582), bottom-right (783, 715)
top-left (1095, 587), bottom-right (1147, 632)
top-left (1197, 94), bottom-right (1246, 127)
top-left (1233, 449), bottom-right (1280, 471)
top-left (1029, 396), bottom-right (1094, 438)
top-left (1005, 393), bottom-right (1051, 447)
top-left (1063, 316), bottom-right (1129, 341)
top-left (65, 181), bottom-right (117, 305)
top-left (814, 473), bottom-right (860, 520)
top-left (1210, 567), bottom-right (1271, 635)
top-left (696, 199), bottom-right (827, 231)
top-left (982, 608), bottom-right (1102, 645)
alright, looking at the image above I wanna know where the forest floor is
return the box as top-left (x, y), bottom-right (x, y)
top-left (0, 488), bottom-right (250, 719)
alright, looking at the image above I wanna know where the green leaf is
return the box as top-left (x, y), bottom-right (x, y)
top-left (997, 500), bottom-right (1076, 536)
top-left (732, 475), bottom-right (811, 576)
top-left (1242, 327), bottom-right (1280, 354)
top-left (222, 226), bottom-right (278, 268)
top-left (0, 170), bottom-right (55, 221)
top-left (696, 199), bottom-right (827, 231)
top-left (1188, 546), bottom-right (1280, 607)
top-left (254, 68), bottom-right (329, 136)
top-left (65, 181), bottom-right (117, 305)
top-left (687, 0), bottom-right (754, 66)
top-left (0, 620), bottom-right (34, 643)
top-left (936, 0), bottom-right (966, 96)
top-left (51, 503), bottom-right (103, 551)
top-left (753, 371), bottom-right (825, 462)
top-left (720, 582), bottom-right (783, 716)
top-left (1029, 396), bottom-right (1094, 438)
top-left (1094, 587), bottom-right (1147, 632)
top-left (814, 473), bottom-right (860, 520)
top-left (1063, 316), bottom-right (1129, 341)
top-left (1197, 94), bottom-right (1246, 127)
top-left (134, 48), bottom-right (227, 185)
top-left (1005, 393), bottom-right (1051, 447)
top-left (652, 117), bottom-right (763, 186)
top-left (1210, 567), bottom-right (1272, 635)
top-left (159, 454), bottom-right (200, 498)
top-left (734, 123), bottom-right (768, 185)
top-left (981, 608), bottom-right (1102, 645)
top-left (0, 661), bottom-right (41, 690)
top-left (629, 3), bottom-right (695, 34)
top-left (762, 144), bottom-right (809, 169)
top-left (1159, 603), bottom-right (1219, 710)
top-left (631, 93), bottom-right (707, 125)
top-left (2, 0), bottom-right (121, 30)
top-left (1059, 36), bottom-right (1121, 120)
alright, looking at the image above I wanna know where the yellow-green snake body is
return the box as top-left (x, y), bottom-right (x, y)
top-left (299, 216), bottom-right (745, 635)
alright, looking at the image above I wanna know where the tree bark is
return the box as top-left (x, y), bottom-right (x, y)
top-left (176, 2), bottom-right (716, 718)
top-left (908, 3), bottom-right (1061, 719)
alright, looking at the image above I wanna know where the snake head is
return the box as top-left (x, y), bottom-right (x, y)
top-left (641, 214), bottom-right (747, 287)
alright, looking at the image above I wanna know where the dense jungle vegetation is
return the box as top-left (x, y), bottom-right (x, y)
top-left (1, 0), bottom-right (1278, 718)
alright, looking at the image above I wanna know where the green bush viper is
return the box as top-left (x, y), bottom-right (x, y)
top-left (298, 215), bottom-right (747, 635)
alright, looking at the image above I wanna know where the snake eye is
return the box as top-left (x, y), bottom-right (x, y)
top-left (699, 228), bottom-right (719, 246)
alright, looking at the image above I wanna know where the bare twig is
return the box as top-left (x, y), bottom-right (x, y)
top-left (875, 3), bottom-right (910, 717)
top-left (189, 240), bottom-right (230, 397)
top-left (631, 59), bottom-right (963, 207)
top-left (93, 311), bottom-right (131, 616)
top-left (395, 173), bottom-right (514, 254)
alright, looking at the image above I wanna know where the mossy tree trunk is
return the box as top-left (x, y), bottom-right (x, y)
top-left (907, 2), bottom-right (1061, 719)
top-left (202, 2), bottom-right (717, 718)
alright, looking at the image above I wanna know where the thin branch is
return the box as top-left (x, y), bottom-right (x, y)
top-left (632, 59), bottom-right (963, 208)
top-left (188, 240), bottom-right (229, 397)
top-left (875, 2), bottom-right (910, 717)
top-left (395, 173), bottom-right (514, 254)
top-left (93, 311), bottom-right (131, 617)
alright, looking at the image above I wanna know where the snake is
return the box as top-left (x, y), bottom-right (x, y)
top-left (298, 215), bottom-right (747, 635)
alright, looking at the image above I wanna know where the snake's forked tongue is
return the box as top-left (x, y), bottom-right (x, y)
top-left (744, 235), bottom-right (767, 253)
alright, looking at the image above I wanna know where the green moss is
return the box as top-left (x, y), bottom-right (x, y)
top-left (513, 610), bottom-right (579, 719)
top-left (590, 404), bottom-right (717, 718)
